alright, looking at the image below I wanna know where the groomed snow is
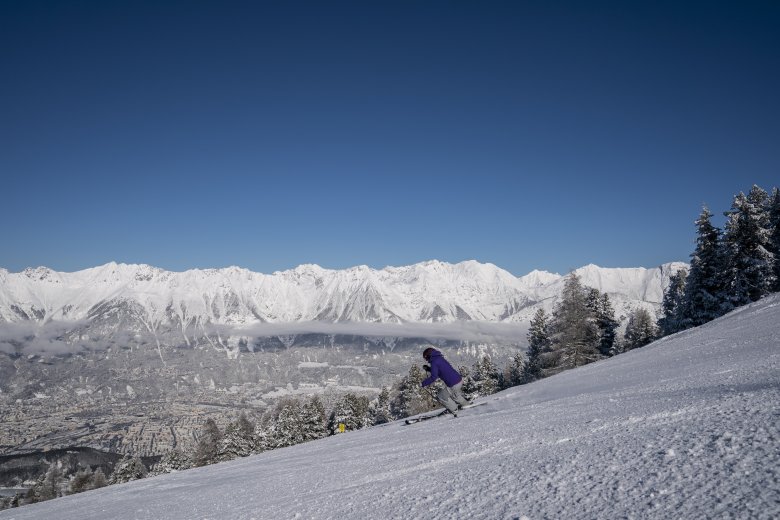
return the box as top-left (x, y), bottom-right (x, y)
top-left (3, 295), bottom-right (778, 520)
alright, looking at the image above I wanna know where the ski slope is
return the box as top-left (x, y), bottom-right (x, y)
top-left (3, 295), bottom-right (779, 520)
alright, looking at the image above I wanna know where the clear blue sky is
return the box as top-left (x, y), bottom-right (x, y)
top-left (1, 1), bottom-right (778, 276)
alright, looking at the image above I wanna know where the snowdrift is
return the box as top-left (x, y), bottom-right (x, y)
top-left (3, 295), bottom-right (778, 520)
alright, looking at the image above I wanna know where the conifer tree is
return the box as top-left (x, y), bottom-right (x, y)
top-left (458, 364), bottom-right (478, 400)
top-left (109, 456), bottom-right (148, 485)
top-left (193, 418), bottom-right (223, 467)
top-left (683, 206), bottom-right (728, 326)
top-left (659, 268), bottom-right (688, 336)
top-left (392, 364), bottom-right (436, 417)
top-left (267, 399), bottom-right (305, 448)
top-left (328, 394), bottom-right (352, 435)
top-left (722, 186), bottom-right (776, 306)
top-left (623, 308), bottom-right (657, 350)
top-left (217, 413), bottom-right (256, 461)
top-left (300, 396), bottom-right (328, 441)
top-left (329, 393), bottom-right (373, 434)
top-left (551, 273), bottom-right (600, 370)
top-left (523, 308), bottom-right (550, 382)
top-left (470, 355), bottom-right (500, 397)
top-left (505, 352), bottom-right (525, 388)
top-left (253, 423), bottom-right (272, 453)
top-left (369, 387), bottom-right (394, 425)
top-left (586, 289), bottom-right (618, 356)
top-left (768, 187), bottom-right (780, 292)
top-left (151, 449), bottom-right (191, 475)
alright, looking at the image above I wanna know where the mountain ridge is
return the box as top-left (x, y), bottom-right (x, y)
top-left (0, 260), bottom-right (686, 332)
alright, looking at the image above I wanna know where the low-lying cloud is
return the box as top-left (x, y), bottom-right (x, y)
top-left (0, 318), bottom-right (528, 356)
top-left (228, 321), bottom-right (528, 344)
top-left (0, 320), bottom-right (90, 356)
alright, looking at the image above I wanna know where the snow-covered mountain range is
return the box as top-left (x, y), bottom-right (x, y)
top-left (0, 260), bottom-right (686, 353)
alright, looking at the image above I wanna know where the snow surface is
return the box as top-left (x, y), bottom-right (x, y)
top-left (3, 295), bottom-right (778, 520)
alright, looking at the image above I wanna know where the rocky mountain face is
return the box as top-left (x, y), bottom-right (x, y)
top-left (0, 260), bottom-right (686, 464)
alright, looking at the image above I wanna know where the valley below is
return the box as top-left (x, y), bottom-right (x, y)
top-left (0, 333), bottom-right (514, 489)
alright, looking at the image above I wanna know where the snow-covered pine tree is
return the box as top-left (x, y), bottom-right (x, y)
top-left (683, 206), bottom-right (729, 327)
top-left (150, 449), bottom-right (191, 475)
top-left (328, 393), bottom-right (373, 434)
top-left (300, 396), bottom-right (328, 442)
top-left (523, 308), bottom-right (550, 382)
top-left (192, 418), bottom-right (223, 467)
top-left (586, 289), bottom-right (618, 357)
top-left (551, 273), bottom-right (601, 371)
top-left (253, 422), bottom-right (272, 453)
top-left (108, 455), bottom-right (148, 485)
top-left (369, 387), bottom-right (394, 425)
top-left (658, 268), bottom-right (688, 336)
top-left (458, 364), bottom-right (478, 400)
top-left (267, 399), bottom-right (305, 448)
top-left (392, 364), bottom-right (437, 417)
top-left (722, 186), bottom-right (776, 306)
top-left (623, 308), bottom-right (658, 350)
top-left (217, 412), bottom-right (256, 461)
top-left (505, 352), bottom-right (525, 388)
top-left (328, 397), bottom-right (350, 435)
top-left (470, 355), bottom-right (500, 397)
top-left (768, 187), bottom-right (780, 292)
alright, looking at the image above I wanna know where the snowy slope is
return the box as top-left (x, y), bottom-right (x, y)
top-left (3, 294), bottom-right (777, 520)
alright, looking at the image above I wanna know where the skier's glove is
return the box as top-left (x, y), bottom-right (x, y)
top-left (423, 364), bottom-right (431, 372)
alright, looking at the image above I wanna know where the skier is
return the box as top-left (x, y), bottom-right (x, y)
top-left (421, 347), bottom-right (471, 415)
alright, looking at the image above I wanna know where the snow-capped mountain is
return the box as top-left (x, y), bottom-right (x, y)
top-left (0, 260), bottom-right (686, 351)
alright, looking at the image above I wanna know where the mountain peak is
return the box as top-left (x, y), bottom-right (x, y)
top-left (519, 269), bottom-right (561, 288)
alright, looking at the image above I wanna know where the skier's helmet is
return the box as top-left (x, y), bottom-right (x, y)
top-left (423, 347), bottom-right (435, 361)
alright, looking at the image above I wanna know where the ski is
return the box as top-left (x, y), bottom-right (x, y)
top-left (403, 402), bottom-right (486, 425)
top-left (404, 409), bottom-right (450, 425)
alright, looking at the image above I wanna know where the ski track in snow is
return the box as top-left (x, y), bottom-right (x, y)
top-left (2, 296), bottom-right (779, 520)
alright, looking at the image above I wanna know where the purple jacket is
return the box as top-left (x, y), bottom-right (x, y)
top-left (421, 349), bottom-right (462, 388)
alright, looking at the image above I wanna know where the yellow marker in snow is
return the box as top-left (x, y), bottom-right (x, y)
top-left (338, 423), bottom-right (346, 433)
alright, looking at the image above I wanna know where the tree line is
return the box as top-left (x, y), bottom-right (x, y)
top-left (658, 184), bottom-right (779, 336)
top-left (519, 272), bottom-right (625, 383)
top-left (521, 184), bottom-right (779, 384)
